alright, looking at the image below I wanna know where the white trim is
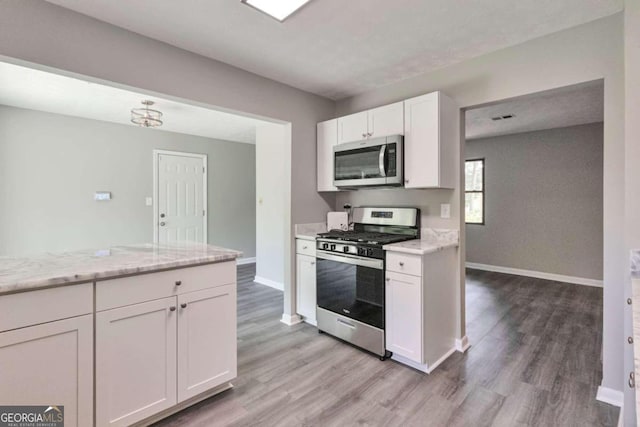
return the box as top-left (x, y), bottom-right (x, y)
top-left (391, 347), bottom-right (456, 374)
top-left (236, 257), bottom-right (256, 265)
top-left (254, 276), bottom-right (284, 291)
top-left (280, 313), bottom-right (303, 326)
top-left (617, 405), bottom-right (623, 427)
top-left (466, 262), bottom-right (603, 287)
top-left (596, 385), bottom-right (624, 407)
top-left (456, 336), bottom-right (470, 352)
top-left (153, 150), bottom-right (208, 244)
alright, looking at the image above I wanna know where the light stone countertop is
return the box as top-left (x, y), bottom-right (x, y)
top-left (383, 228), bottom-right (459, 255)
top-left (0, 242), bottom-right (242, 296)
top-left (295, 223), bottom-right (327, 241)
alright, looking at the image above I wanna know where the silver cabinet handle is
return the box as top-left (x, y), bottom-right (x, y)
top-left (629, 336), bottom-right (634, 344)
top-left (367, 132), bottom-right (373, 137)
top-left (399, 262), bottom-right (405, 266)
top-left (628, 298), bottom-right (633, 305)
top-left (169, 306), bottom-right (176, 312)
top-left (160, 222), bottom-right (166, 226)
top-left (386, 277), bottom-right (390, 281)
top-left (311, 262), bottom-right (316, 265)
top-left (303, 246), bottom-right (308, 249)
top-left (160, 213), bottom-right (165, 218)
top-left (405, 179), bottom-right (409, 184)
top-left (362, 133), bottom-right (367, 138)
top-left (175, 280), bottom-right (182, 286)
top-left (181, 303), bottom-right (187, 309)
top-left (630, 371), bottom-right (635, 388)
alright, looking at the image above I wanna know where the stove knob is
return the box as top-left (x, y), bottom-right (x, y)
top-left (358, 247), bottom-right (366, 256)
top-left (330, 244), bottom-right (336, 251)
top-left (343, 246), bottom-right (349, 253)
top-left (322, 243), bottom-right (329, 250)
top-left (367, 248), bottom-right (374, 256)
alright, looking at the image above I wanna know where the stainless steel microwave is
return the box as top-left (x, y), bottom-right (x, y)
top-left (333, 135), bottom-right (403, 188)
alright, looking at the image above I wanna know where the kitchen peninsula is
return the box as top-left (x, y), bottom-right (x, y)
top-left (0, 242), bottom-right (241, 427)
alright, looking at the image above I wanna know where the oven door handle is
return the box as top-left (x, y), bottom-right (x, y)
top-left (316, 251), bottom-right (384, 270)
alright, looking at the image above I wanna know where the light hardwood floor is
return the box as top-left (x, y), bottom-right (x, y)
top-left (153, 265), bottom-right (619, 426)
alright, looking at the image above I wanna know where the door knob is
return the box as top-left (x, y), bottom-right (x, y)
top-left (160, 222), bottom-right (166, 226)
top-left (160, 213), bottom-right (165, 218)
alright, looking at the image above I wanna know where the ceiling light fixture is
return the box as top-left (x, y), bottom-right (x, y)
top-left (242, 0), bottom-right (312, 22)
top-left (131, 100), bottom-right (163, 128)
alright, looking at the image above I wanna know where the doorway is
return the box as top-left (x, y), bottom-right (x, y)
top-left (153, 150), bottom-right (208, 244)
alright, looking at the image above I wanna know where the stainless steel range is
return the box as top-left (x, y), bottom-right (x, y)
top-left (315, 207), bottom-right (420, 359)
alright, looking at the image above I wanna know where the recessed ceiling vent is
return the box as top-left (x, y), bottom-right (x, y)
top-left (491, 114), bottom-right (516, 121)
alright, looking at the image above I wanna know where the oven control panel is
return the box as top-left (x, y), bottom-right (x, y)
top-left (317, 240), bottom-right (358, 255)
top-left (316, 240), bottom-right (385, 259)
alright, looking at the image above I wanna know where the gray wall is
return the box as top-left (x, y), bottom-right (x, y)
top-left (335, 14), bottom-right (624, 396)
top-left (465, 123), bottom-right (603, 280)
top-left (0, 0), bottom-right (337, 319)
top-left (0, 105), bottom-right (256, 257)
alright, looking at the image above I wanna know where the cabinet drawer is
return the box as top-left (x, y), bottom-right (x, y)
top-left (0, 283), bottom-right (93, 332)
top-left (296, 239), bottom-right (316, 257)
top-left (96, 262), bottom-right (236, 311)
top-left (386, 252), bottom-right (422, 276)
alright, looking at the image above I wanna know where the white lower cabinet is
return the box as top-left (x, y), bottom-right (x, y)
top-left (295, 238), bottom-right (317, 325)
top-left (296, 253), bottom-right (317, 324)
top-left (385, 248), bottom-right (458, 373)
top-left (385, 271), bottom-right (422, 362)
top-left (178, 285), bottom-right (237, 402)
top-left (96, 297), bottom-right (178, 427)
top-left (95, 262), bottom-right (237, 426)
top-left (0, 314), bottom-right (93, 427)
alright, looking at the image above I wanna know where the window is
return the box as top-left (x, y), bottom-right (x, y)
top-left (465, 159), bottom-right (484, 224)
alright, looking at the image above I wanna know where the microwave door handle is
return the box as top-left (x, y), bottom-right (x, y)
top-left (379, 145), bottom-right (387, 177)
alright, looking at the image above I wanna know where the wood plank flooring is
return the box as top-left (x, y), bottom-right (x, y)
top-left (153, 265), bottom-right (619, 426)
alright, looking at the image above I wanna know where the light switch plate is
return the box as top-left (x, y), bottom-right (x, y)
top-left (440, 204), bottom-right (451, 219)
top-left (94, 191), bottom-right (111, 201)
top-left (145, 197), bottom-right (153, 206)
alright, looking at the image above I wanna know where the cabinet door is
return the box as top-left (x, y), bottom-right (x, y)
top-left (177, 284), bottom-right (237, 402)
top-left (296, 254), bottom-right (317, 324)
top-left (368, 101), bottom-right (404, 139)
top-left (96, 297), bottom-right (177, 427)
top-left (0, 315), bottom-right (93, 427)
top-left (317, 119), bottom-right (339, 192)
top-left (385, 271), bottom-right (422, 363)
top-left (338, 111), bottom-right (368, 144)
top-left (403, 92), bottom-right (441, 188)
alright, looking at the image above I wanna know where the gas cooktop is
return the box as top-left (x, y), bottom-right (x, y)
top-left (317, 230), bottom-right (414, 246)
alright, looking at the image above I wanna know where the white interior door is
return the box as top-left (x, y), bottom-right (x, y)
top-left (155, 151), bottom-right (207, 244)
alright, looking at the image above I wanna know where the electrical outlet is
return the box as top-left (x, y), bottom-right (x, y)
top-left (440, 204), bottom-right (451, 219)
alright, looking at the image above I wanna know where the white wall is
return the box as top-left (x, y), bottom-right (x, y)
top-left (255, 123), bottom-right (286, 289)
top-left (336, 14), bottom-right (625, 399)
top-left (0, 105), bottom-right (256, 257)
top-left (0, 0), bottom-right (336, 320)
top-left (465, 123), bottom-right (604, 282)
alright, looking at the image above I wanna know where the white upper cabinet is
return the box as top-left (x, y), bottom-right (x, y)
top-left (338, 110), bottom-right (368, 144)
top-left (317, 119), bottom-right (339, 192)
top-left (367, 101), bottom-right (404, 140)
top-left (403, 91), bottom-right (458, 189)
top-left (338, 101), bottom-right (404, 144)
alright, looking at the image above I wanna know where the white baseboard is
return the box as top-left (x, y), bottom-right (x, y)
top-left (253, 276), bottom-right (284, 291)
top-left (466, 262), bottom-right (603, 288)
top-left (391, 347), bottom-right (456, 374)
top-left (456, 336), bottom-right (470, 352)
top-left (596, 385), bottom-right (624, 407)
top-left (237, 257), bottom-right (256, 265)
top-left (280, 313), bottom-right (303, 326)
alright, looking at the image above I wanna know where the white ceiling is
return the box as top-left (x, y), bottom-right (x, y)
top-left (465, 80), bottom-right (604, 140)
top-left (0, 62), bottom-right (266, 144)
top-left (45, 0), bottom-right (622, 100)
